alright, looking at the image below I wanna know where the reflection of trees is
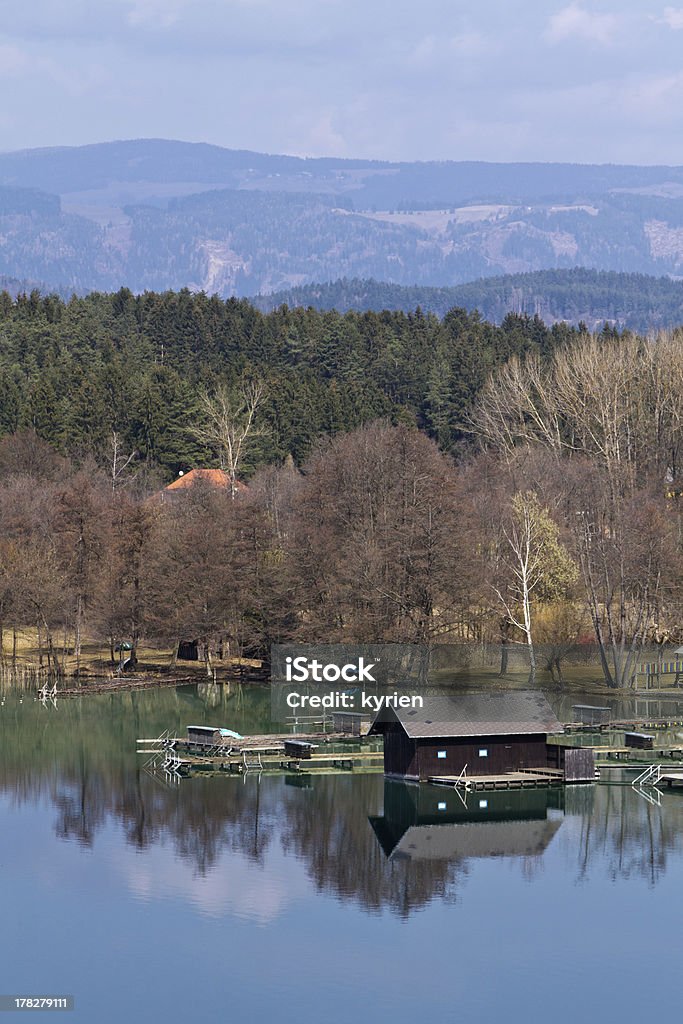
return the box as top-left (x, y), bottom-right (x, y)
top-left (573, 784), bottom-right (676, 886)
top-left (279, 775), bottom-right (462, 917)
top-left (5, 691), bottom-right (683, 911)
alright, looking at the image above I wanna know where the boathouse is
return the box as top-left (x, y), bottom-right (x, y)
top-left (368, 691), bottom-right (564, 782)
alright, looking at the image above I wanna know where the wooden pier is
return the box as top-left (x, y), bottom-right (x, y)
top-left (565, 716), bottom-right (683, 734)
top-left (429, 768), bottom-right (566, 791)
top-left (167, 748), bottom-right (383, 774)
top-left (138, 728), bottom-right (384, 777)
top-left (659, 772), bottom-right (683, 788)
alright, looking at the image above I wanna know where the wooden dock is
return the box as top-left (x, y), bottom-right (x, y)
top-left (659, 772), bottom-right (683, 788)
top-left (138, 729), bottom-right (384, 777)
top-left (429, 768), bottom-right (565, 791)
top-left (175, 731), bottom-right (348, 753)
top-left (565, 717), bottom-right (683, 734)
top-left (595, 746), bottom-right (683, 759)
top-left (169, 749), bottom-right (384, 774)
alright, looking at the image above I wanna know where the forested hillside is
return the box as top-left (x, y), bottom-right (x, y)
top-left (0, 288), bottom-right (577, 477)
top-left (2, 327), bottom-right (682, 689)
top-left (254, 269), bottom-right (683, 332)
top-left (7, 140), bottom-right (683, 294)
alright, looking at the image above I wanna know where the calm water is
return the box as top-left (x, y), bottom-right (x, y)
top-left (1, 684), bottom-right (683, 1023)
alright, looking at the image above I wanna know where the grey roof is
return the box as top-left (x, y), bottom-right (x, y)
top-left (389, 819), bottom-right (563, 861)
top-left (368, 690), bottom-right (562, 738)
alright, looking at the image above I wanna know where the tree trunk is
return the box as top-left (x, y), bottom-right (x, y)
top-left (499, 637), bottom-right (509, 677)
top-left (75, 593), bottom-right (83, 675)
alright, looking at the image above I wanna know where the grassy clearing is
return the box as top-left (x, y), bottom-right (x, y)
top-left (1, 628), bottom-right (669, 697)
top-left (0, 627), bottom-right (260, 681)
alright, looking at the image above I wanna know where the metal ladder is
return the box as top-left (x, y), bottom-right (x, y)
top-left (242, 749), bottom-right (263, 772)
top-left (452, 763), bottom-right (471, 792)
top-left (632, 763), bottom-right (662, 788)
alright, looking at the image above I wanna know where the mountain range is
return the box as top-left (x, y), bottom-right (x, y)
top-left (4, 139), bottom-right (683, 308)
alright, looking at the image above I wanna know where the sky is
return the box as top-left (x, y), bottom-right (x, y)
top-left (2, 0), bottom-right (683, 164)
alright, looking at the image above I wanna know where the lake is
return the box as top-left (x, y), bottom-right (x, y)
top-left (1, 684), bottom-right (682, 1023)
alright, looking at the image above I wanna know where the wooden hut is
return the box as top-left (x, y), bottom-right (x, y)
top-left (186, 725), bottom-right (242, 749)
top-left (368, 691), bottom-right (563, 782)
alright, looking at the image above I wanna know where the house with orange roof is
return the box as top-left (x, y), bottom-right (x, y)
top-left (157, 468), bottom-right (247, 503)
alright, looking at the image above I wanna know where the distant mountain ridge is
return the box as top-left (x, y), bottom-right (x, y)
top-left (252, 270), bottom-right (683, 332)
top-left (5, 139), bottom-right (683, 202)
top-left (3, 140), bottom-right (683, 300)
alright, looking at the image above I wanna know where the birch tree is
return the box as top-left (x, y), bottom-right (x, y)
top-left (492, 490), bottom-right (577, 684)
top-left (108, 431), bottom-right (137, 493)
top-left (191, 381), bottom-right (266, 498)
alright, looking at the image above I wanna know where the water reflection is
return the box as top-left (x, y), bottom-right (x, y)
top-left (2, 687), bottom-right (683, 919)
top-left (370, 781), bottom-right (565, 861)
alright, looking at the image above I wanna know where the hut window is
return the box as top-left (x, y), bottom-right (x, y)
top-left (479, 800), bottom-right (488, 809)
top-left (438, 802), bottom-right (447, 811)
top-left (437, 750), bottom-right (447, 759)
top-left (479, 748), bottom-right (488, 757)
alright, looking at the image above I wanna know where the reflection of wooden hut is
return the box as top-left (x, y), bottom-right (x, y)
top-left (624, 732), bottom-right (654, 750)
top-left (369, 779), bottom-right (563, 862)
top-left (331, 711), bottom-right (371, 736)
top-left (368, 691), bottom-right (564, 782)
top-left (572, 704), bottom-right (611, 726)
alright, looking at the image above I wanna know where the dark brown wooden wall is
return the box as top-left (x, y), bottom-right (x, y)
top-left (414, 735), bottom-right (549, 780)
top-left (383, 725), bottom-right (419, 778)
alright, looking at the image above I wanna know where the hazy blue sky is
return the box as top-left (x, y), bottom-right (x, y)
top-left (2, 0), bottom-right (683, 163)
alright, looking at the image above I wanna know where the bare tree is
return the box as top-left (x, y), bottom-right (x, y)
top-left (471, 332), bottom-right (683, 486)
top-left (191, 381), bottom-right (266, 498)
top-left (109, 431), bottom-right (137, 493)
top-left (490, 490), bottom-right (577, 684)
top-left (289, 423), bottom-right (475, 646)
top-left (564, 463), bottom-right (671, 688)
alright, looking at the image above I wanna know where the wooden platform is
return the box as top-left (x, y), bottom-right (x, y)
top-left (142, 746), bottom-right (384, 775)
top-left (658, 772), bottom-right (683, 788)
top-left (173, 731), bottom-right (346, 754)
top-left (429, 768), bottom-right (565, 791)
top-left (587, 744), bottom-right (683, 762)
top-left (565, 717), bottom-right (683, 733)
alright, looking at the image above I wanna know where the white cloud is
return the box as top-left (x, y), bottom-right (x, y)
top-left (546, 3), bottom-right (618, 46)
top-left (450, 32), bottom-right (491, 58)
top-left (0, 41), bottom-right (99, 96)
top-left (621, 69), bottom-right (683, 118)
top-left (658, 6), bottom-right (683, 30)
top-left (117, 841), bottom-right (312, 923)
top-left (0, 44), bottom-right (32, 76)
top-left (409, 30), bottom-right (494, 70)
top-left (125, 0), bottom-right (189, 29)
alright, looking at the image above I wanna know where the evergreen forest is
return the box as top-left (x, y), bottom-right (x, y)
top-left (0, 287), bottom-right (578, 475)
top-left (1, 286), bottom-right (682, 691)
